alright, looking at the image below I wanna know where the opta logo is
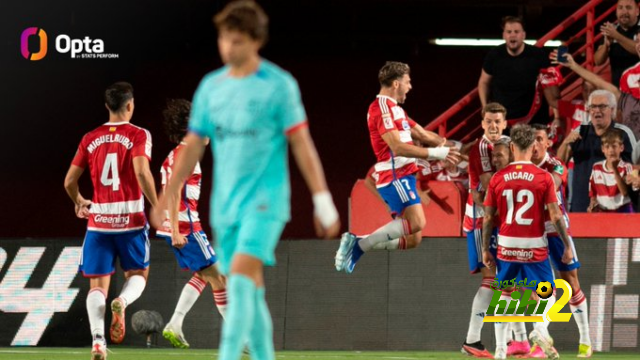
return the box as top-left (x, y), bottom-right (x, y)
top-left (20, 27), bottom-right (48, 61)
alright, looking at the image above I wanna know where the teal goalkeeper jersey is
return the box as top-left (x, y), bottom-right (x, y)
top-left (188, 59), bottom-right (307, 227)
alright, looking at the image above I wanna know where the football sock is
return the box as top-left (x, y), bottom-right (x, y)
top-left (219, 274), bottom-right (256, 360)
top-left (358, 219), bottom-right (410, 252)
top-left (169, 275), bottom-right (206, 331)
top-left (248, 287), bottom-right (275, 360)
top-left (119, 275), bottom-right (146, 307)
top-left (570, 289), bottom-right (591, 346)
top-left (495, 290), bottom-right (512, 348)
top-left (214, 289), bottom-right (228, 320)
top-left (87, 288), bottom-right (107, 339)
top-left (465, 278), bottom-right (494, 344)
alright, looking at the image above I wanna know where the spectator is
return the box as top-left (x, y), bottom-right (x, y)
top-left (594, 0), bottom-right (640, 87)
top-left (552, 51), bottom-right (640, 155)
top-left (478, 16), bottom-right (561, 127)
top-left (557, 89), bottom-right (636, 212)
top-left (588, 128), bottom-right (635, 212)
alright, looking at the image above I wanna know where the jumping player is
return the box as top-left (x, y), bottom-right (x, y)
top-left (335, 61), bottom-right (460, 274)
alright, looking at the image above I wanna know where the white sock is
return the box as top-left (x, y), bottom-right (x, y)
top-left (570, 289), bottom-right (591, 346)
top-left (213, 289), bottom-right (227, 320)
top-left (466, 278), bottom-right (495, 343)
top-left (119, 275), bottom-right (146, 307)
top-left (372, 238), bottom-right (400, 250)
top-left (358, 219), bottom-right (410, 252)
top-left (511, 319), bottom-right (527, 342)
top-left (534, 294), bottom-right (556, 339)
top-left (495, 292), bottom-right (512, 348)
top-left (86, 288), bottom-right (106, 338)
top-left (169, 276), bottom-right (206, 330)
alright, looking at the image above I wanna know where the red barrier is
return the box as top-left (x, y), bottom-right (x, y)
top-left (349, 180), bottom-right (640, 238)
top-left (349, 180), bottom-right (465, 237)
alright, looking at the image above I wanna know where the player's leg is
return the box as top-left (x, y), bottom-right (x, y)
top-left (548, 235), bottom-right (591, 357)
top-left (79, 231), bottom-right (117, 360)
top-left (462, 229), bottom-right (495, 359)
top-left (336, 176), bottom-right (422, 273)
top-left (525, 260), bottom-right (559, 360)
top-left (189, 231), bottom-right (228, 319)
top-left (110, 227), bottom-right (151, 344)
top-left (217, 218), bottom-right (284, 360)
top-left (199, 266), bottom-right (227, 319)
top-left (493, 260), bottom-right (522, 360)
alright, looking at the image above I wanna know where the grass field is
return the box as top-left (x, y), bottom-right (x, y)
top-left (0, 348), bottom-right (639, 360)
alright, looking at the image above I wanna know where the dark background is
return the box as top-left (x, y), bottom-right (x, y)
top-left (0, 0), bottom-right (605, 238)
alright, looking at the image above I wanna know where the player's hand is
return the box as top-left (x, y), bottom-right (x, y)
top-left (444, 148), bottom-right (462, 166)
top-left (314, 216), bottom-right (341, 239)
top-left (482, 250), bottom-right (495, 269)
top-left (149, 196), bottom-right (167, 230)
top-left (171, 231), bottom-right (188, 249)
top-left (75, 199), bottom-right (92, 219)
top-left (562, 247), bottom-right (574, 265)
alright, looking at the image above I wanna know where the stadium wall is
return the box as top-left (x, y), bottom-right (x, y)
top-left (0, 238), bottom-right (639, 351)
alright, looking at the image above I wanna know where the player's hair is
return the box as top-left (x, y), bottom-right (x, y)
top-left (531, 123), bottom-right (550, 136)
top-left (378, 61), bottom-right (410, 87)
top-left (501, 16), bottom-right (525, 31)
top-left (510, 124), bottom-right (536, 151)
top-left (601, 127), bottom-right (624, 145)
top-left (481, 102), bottom-right (507, 119)
top-left (163, 99), bottom-right (191, 144)
top-left (105, 82), bottom-right (133, 113)
top-left (588, 89), bottom-right (617, 109)
top-left (493, 138), bottom-right (511, 150)
top-left (214, 0), bottom-right (269, 43)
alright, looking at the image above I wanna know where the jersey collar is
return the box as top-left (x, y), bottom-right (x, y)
top-left (376, 95), bottom-right (397, 104)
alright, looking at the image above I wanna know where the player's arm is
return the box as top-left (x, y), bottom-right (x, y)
top-left (481, 205), bottom-right (496, 269)
top-left (152, 132), bottom-right (206, 232)
top-left (478, 70), bottom-right (492, 108)
top-left (474, 172), bottom-right (493, 205)
top-left (133, 156), bottom-right (159, 208)
top-left (548, 202), bottom-right (573, 264)
top-left (410, 123), bottom-right (447, 147)
top-left (381, 130), bottom-right (459, 164)
top-left (63, 164), bottom-right (91, 219)
top-left (288, 126), bottom-right (340, 238)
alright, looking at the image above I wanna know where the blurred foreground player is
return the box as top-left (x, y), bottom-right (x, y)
top-left (64, 82), bottom-right (158, 360)
top-left (151, 2), bottom-right (340, 359)
top-left (156, 99), bottom-right (228, 349)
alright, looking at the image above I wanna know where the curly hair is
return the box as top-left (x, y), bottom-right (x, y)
top-left (163, 99), bottom-right (191, 144)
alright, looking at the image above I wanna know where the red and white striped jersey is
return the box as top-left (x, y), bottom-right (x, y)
top-left (535, 153), bottom-right (569, 236)
top-left (368, 95), bottom-right (419, 187)
top-left (157, 143), bottom-right (203, 236)
top-left (485, 162), bottom-right (557, 263)
top-left (416, 159), bottom-right (469, 189)
top-left (589, 160), bottom-right (633, 211)
top-left (71, 122), bottom-right (152, 232)
top-left (463, 135), bottom-right (509, 232)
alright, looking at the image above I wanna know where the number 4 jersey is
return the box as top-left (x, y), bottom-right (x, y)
top-left (72, 121), bottom-right (152, 232)
top-left (484, 161), bottom-right (557, 263)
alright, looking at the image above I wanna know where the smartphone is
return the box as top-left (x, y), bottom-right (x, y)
top-left (557, 45), bottom-right (569, 63)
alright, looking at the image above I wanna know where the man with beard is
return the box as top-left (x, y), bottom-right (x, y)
top-left (595, 0), bottom-right (640, 87)
top-left (478, 16), bottom-right (560, 126)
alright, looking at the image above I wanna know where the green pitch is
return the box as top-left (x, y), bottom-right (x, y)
top-left (0, 348), bottom-right (638, 360)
